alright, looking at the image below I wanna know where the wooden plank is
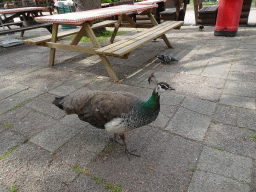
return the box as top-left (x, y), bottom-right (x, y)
top-left (84, 22), bottom-right (118, 81)
top-left (122, 14), bottom-right (137, 28)
top-left (113, 21), bottom-right (184, 57)
top-left (0, 23), bottom-right (51, 36)
top-left (71, 24), bottom-right (87, 45)
top-left (23, 20), bottom-right (117, 45)
top-left (45, 42), bottom-right (97, 55)
top-left (120, 23), bottom-right (154, 28)
top-left (110, 15), bottom-right (123, 44)
top-left (147, 12), bottom-right (173, 48)
top-left (49, 23), bottom-right (58, 67)
top-left (96, 21), bottom-right (176, 55)
top-left (97, 21), bottom-right (178, 55)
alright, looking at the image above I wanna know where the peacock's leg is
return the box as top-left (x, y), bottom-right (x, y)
top-left (118, 133), bottom-right (141, 160)
top-left (112, 134), bottom-right (124, 146)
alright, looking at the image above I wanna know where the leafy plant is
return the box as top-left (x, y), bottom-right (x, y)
top-left (106, 183), bottom-right (123, 192)
top-left (72, 165), bottom-right (91, 175)
top-left (92, 176), bottom-right (106, 186)
top-left (214, 147), bottom-right (222, 151)
top-left (189, 166), bottom-right (197, 172)
top-left (0, 146), bottom-right (18, 161)
top-left (247, 132), bottom-right (256, 141)
top-left (8, 185), bottom-right (19, 192)
top-left (4, 123), bottom-right (12, 129)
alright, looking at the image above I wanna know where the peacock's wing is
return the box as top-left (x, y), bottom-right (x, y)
top-left (61, 91), bottom-right (144, 129)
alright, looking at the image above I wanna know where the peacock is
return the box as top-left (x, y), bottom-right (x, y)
top-left (52, 74), bottom-right (175, 160)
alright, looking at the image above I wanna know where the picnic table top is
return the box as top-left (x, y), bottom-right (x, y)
top-left (135, 0), bottom-right (167, 5)
top-left (0, 7), bottom-right (46, 14)
top-left (34, 4), bottom-right (158, 25)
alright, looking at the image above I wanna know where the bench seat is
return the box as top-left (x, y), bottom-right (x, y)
top-left (0, 23), bottom-right (52, 37)
top-left (23, 20), bottom-right (117, 45)
top-left (96, 21), bottom-right (184, 58)
top-left (197, 5), bottom-right (218, 25)
top-left (1, 21), bottom-right (23, 28)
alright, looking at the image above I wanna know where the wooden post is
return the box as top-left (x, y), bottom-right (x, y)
top-left (83, 23), bottom-right (119, 81)
top-left (70, 24), bottom-right (87, 45)
top-left (147, 12), bottom-right (173, 48)
top-left (49, 23), bottom-right (58, 67)
top-left (110, 15), bottom-right (123, 44)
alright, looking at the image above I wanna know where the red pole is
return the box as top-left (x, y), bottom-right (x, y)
top-left (214, 0), bottom-right (244, 37)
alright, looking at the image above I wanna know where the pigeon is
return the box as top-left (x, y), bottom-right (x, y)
top-left (155, 54), bottom-right (178, 64)
top-left (199, 25), bottom-right (204, 31)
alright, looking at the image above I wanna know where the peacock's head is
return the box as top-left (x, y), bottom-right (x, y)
top-left (148, 73), bottom-right (175, 95)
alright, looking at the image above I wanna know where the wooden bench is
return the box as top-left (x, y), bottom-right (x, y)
top-left (96, 21), bottom-right (184, 58)
top-left (23, 20), bottom-right (117, 45)
top-left (0, 21), bottom-right (23, 30)
top-left (0, 23), bottom-right (52, 37)
top-left (197, 5), bottom-right (218, 26)
top-left (160, 0), bottom-right (188, 22)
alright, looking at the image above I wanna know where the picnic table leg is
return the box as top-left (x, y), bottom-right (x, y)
top-left (147, 12), bottom-right (173, 49)
top-left (49, 23), bottom-right (58, 67)
top-left (70, 25), bottom-right (87, 45)
top-left (110, 15), bottom-right (123, 44)
top-left (84, 23), bottom-right (118, 81)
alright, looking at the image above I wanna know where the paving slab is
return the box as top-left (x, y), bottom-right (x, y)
top-left (48, 84), bottom-right (77, 96)
top-left (149, 112), bottom-right (170, 129)
top-left (204, 124), bottom-right (256, 159)
top-left (201, 63), bottom-right (231, 79)
top-left (0, 130), bottom-right (26, 156)
top-left (26, 93), bottom-right (66, 119)
top-left (212, 104), bottom-right (238, 126)
top-left (203, 76), bottom-right (226, 88)
top-left (224, 80), bottom-right (256, 97)
top-left (88, 127), bottom-right (202, 192)
top-left (237, 107), bottom-right (256, 131)
top-left (53, 122), bottom-right (109, 167)
top-left (188, 171), bottom-right (250, 192)
top-left (219, 94), bottom-right (255, 109)
top-left (67, 174), bottom-right (109, 192)
top-left (9, 110), bottom-right (58, 138)
top-left (227, 71), bottom-right (256, 82)
top-left (230, 63), bottom-right (256, 73)
top-left (30, 121), bottom-right (85, 153)
top-left (166, 107), bottom-right (211, 141)
top-left (0, 142), bottom-right (77, 192)
top-left (197, 146), bottom-right (253, 183)
top-left (0, 67), bottom-right (12, 76)
top-left (179, 59), bottom-right (209, 75)
top-left (173, 80), bottom-right (222, 102)
top-left (0, 88), bottom-right (42, 114)
top-left (16, 68), bottom-right (74, 92)
top-left (181, 96), bottom-right (217, 116)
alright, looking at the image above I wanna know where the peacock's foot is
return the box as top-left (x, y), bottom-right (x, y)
top-left (111, 134), bottom-right (124, 146)
top-left (113, 138), bottom-right (124, 146)
top-left (125, 148), bottom-right (141, 161)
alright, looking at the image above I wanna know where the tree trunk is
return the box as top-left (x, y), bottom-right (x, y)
top-left (73, 0), bottom-right (101, 12)
top-left (73, 0), bottom-right (106, 36)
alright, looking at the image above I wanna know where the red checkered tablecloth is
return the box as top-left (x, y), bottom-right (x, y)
top-left (0, 7), bottom-right (46, 14)
top-left (135, 0), bottom-right (167, 5)
top-left (34, 4), bottom-right (158, 25)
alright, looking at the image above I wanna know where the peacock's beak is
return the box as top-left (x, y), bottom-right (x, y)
top-left (168, 84), bottom-right (175, 90)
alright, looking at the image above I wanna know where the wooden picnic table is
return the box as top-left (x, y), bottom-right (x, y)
top-left (135, 0), bottom-right (167, 23)
top-left (0, 7), bottom-right (45, 23)
top-left (24, 4), bottom-right (184, 81)
top-left (0, 7), bottom-right (52, 36)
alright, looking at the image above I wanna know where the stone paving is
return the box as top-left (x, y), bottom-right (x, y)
top-left (0, 8), bottom-right (256, 192)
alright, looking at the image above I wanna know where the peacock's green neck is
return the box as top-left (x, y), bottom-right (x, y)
top-left (143, 90), bottom-right (160, 111)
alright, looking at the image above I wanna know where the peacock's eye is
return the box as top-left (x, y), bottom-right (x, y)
top-left (160, 84), bottom-right (169, 90)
